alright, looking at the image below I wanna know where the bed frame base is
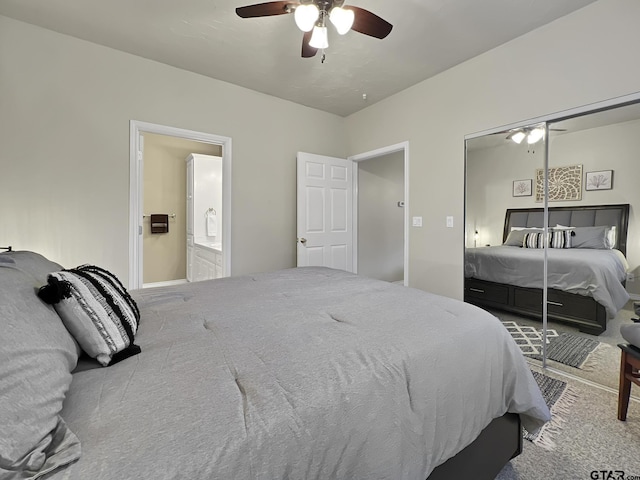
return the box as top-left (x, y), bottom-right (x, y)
top-left (465, 277), bottom-right (607, 335)
top-left (428, 413), bottom-right (522, 480)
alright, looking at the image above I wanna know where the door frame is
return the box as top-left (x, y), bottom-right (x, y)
top-left (348, 141), bottom-right (410, 286)
top-left (128, 120), bottom-right (232, 289)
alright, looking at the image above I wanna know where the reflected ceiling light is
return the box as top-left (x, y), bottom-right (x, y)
top-left (507, 126), bottom-right (546, 145)
top-left (329, 6), bottom-right (354, 35)
top-left (294, 3), bottom-right (319, 32)
top-left (510, 131), bottom-right (526, 144)
top-left (527, 127), bottom-right (545, 144)
top-left (309, 25), bottom-right (329, 49)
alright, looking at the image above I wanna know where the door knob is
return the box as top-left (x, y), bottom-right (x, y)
top-left (298, 237), bottom-right (307, 244)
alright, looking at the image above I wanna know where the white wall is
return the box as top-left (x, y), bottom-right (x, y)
top-left (2, 0), bottom-right (640, 298)
top-left (466, 140), bottom-right (545, 248)
top-left (0, 16), bottom-right (346, 286)
top-left (345, 0), bottom-right (640, 299)
top-left (357, 151), bottom-right (404, 282)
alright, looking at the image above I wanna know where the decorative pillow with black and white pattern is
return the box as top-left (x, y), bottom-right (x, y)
top-left (522, 230), bottom-right (573, 249)
top-left (38, 265), bottom-right (141, 366)
top-left (550, 229), bottom-right (573, 248)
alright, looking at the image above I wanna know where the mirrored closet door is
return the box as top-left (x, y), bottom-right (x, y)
top-left (465, 97), bottom-right (640, 398)
top-left (464, 124), bottom-right (550, 364)
top-left (543, 101), bottom-right (640, 393)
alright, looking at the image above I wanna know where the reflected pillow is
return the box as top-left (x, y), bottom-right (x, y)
top-left (570, 226), bottom-right (613, 249)
top-left (522, 230), bottom-right (572, 249)
top-left (39, 265), bottom-right (141, 366)
top-left (504, 228), bottom-right (543, 246)
top-left (556, 224), bottom-right (616, 249)
top-left (550, 229), bottom-right (572, 248)
top-left (522, 232), bottom-right (546, 248)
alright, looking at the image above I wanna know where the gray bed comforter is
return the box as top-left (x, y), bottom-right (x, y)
top-left (465, 246), bottom-right (629, 318)
top-left (54, 267), bottom-right (549, 480)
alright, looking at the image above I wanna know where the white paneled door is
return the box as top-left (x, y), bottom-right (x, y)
top-left (296, 152), bottom-right (353, 271)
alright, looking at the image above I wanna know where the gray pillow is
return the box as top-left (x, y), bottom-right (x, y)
top-left (0, 250), bottom-right (63, 284)
top-left (571, 226), bottom-right (612, 249)
top-left (0, 261), bottom-right (81, 478)
top-left (504, 228), bottom-right (543, 247)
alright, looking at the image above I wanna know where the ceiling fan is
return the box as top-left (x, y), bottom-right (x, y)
top-left (235, 0), bottom-right (393, 59)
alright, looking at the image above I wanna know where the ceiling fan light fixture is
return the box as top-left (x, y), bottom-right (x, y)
top-left (511, 131), bottom-right (526, 144)
top-left (329, 6), bottom-right (354, 35)
top-left (527, 127), bottom-right (544, 144)
top-left (294, 3), bottom-right (320, 32)
top-left (309, 25), bottom-right (329, 49)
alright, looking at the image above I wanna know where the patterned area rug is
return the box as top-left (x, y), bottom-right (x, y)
top-left (524, 371), bottom-right (578, 450)
top-left (502, 321), bottom-right (601, 368)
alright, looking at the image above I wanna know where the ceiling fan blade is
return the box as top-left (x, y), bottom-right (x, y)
top-left (346, 6), bottom-right (392, 39)
top-left (301, 31), bottom-right (317, 58)
top-left (236, 1), bottom-right (294, 18)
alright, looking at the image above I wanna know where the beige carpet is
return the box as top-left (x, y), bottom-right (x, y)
top-left (496, 366), bottom-right (640, 479)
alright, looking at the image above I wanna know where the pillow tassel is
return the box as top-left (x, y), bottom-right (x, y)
top-left (37, 276), bottom-right (72, 305)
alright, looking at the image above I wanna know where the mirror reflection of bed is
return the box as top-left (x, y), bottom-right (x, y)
top-left (464, 100), bottom-right (640, 395)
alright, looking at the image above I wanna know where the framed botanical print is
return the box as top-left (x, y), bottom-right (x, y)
top-left (513, 179), bottom-right (532, 197)
top-left (585, 170), bottom-right (613, 191)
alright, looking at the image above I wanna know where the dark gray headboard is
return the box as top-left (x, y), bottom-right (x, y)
top-left (503, 204), bottom-right (630, 256)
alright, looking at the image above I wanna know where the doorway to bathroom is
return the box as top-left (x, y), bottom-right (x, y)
top-left (128, 121), bottom-right (232, 290)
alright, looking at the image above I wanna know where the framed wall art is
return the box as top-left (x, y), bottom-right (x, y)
top-left (513, 179), bottom-right (532, 197)
top-left (535, 165), bottom-right (583, 202)
top-left (585, 170), bottom-right (613, 191)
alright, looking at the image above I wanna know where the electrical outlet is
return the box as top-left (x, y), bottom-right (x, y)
top-left (412, 216), bottom-right (423, 227)
top-left (446, 216), bottom-right (454, 228)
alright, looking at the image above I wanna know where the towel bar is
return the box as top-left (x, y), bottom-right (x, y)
top-left (143, 214), bottom-right (176, 218)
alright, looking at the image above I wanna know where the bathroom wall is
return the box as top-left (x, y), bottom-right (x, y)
top-left (143, 134), bottom-right (220, 285)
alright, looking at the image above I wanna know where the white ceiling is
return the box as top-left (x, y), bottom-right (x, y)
top-left (0, 0), bottom-right (598, 117)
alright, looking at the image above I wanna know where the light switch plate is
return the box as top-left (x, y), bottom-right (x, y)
top-left (412, 216), bottom-right (423, 227)
top-left (446, 216), bottom-right (454, 228)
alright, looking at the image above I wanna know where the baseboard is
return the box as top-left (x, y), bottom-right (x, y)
top-left (142, 279), bottom-right (188, 288)
top-left (628, 293), bottom-right (640, 302)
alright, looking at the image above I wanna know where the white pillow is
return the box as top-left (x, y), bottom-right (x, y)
top-left (607, 226), bottom-right (617, 249)
top-left (511, 226), bottom-right (542, 231)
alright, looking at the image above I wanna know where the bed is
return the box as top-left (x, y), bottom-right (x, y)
top-left (464, 204), bottom-right (630, 335)
top-left (1, 251), bottom-right (550, 480)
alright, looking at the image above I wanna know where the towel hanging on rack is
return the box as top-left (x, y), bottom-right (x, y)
top-left (150, 214), bottom-right (169, 234)
top-left (206, 209), bottom-right (217, 237)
